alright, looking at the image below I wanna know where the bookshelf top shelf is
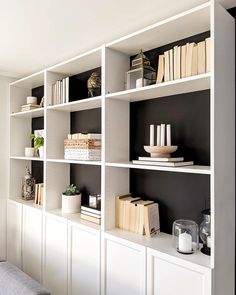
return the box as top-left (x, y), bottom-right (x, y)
top-left (106, 73), bottom-right (210, 102)
top-left (106, 3), bottom-right (210, 55)
top-left (10, 70), bottom-right (45, 89)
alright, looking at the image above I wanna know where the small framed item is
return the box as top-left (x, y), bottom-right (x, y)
top-left (89, 194), bottom-right (101, 209)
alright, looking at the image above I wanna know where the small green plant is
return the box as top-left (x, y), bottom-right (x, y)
top-left (63, 184), bottom-right (80, 196)
top-left (30, 134), bottom-right (44, 149)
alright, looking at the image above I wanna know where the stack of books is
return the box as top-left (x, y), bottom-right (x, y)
top-left (34, 183), bottom-right (44, 206)
top-left (52, 77), bottom-right (69, 105)
top-left (156, 37), bottom-right (211, 83)
top-left (132, 157), bottom-right (193, 167)
top-left (116, 194), bottom-right (160, 237)
top-left (80, 205), bottom-right (101, 224)
top-left (64, 133), bottom-right (101, 161)
top-left (21, 104), bottom-right (41, 112)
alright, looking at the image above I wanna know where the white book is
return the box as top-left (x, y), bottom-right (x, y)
top-left (81, 210), bottom-right (101, 218)
top-left (174, 46), bottom-right (181, 80)
top-left (132, 160), bottom-right (194, 167)
top-left (186, 43), bottom-right (195, 77)
top-left (164, 51), bottom-right (169, 82)
top-left (197, 41), bottom-right (206, 74)
top-left (181, 45), bottom-right (187, 78)
top-left (191, 44), bottom-right (198, 76)
top-left (138, 157), bottom-right (184, 162)
top-left (205, 37), bottom-right (211, 73)
top-left (156, 54), bottom-right (165, 83)
top-left (62, 78), bottom-right (66, 103)
top-left (65, 77), bottom-right (69, 103)
top-left (169, 49), bottom-right (174, 81)
top-left (81, 205), bottom-right (101, 215)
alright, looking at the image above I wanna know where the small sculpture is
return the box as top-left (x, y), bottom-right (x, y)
top-left (87, 72), bottom-right (101, 97)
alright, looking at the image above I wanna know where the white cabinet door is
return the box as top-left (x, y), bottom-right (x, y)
top-left (22, 206), bottom-right (42, 283)
top-left (102, 233), bottom-right (146, 295)
top-left (44, 214), bottom-right (68, 295)
top-left (68, 222), bottom-right (100, 295)
top-left (7, 200), bottom-right (22, 268)
top-left (147, 248), bottom-right (211, 295)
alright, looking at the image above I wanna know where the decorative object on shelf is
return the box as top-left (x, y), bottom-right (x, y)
top-left (172, 219), bottom-right (199, 254)
top-left (87, 72), bottom-right (101, 97)
top-left (22, 166), bottom-right (35, 201)
top-left (26, 96), bottom-right (37, 105)
top-left (34, 183), bottom-right (44, 206)
top-left (62, 184), bottom-right (81, 214)
top-left (24, 147), bottom-right (35, 158)
top-left (39, 96), bottom-right (45, 107)
top-left (21, 103), bottom-right (40, 112)
top-left (126, 49), bottom-right (156, 90)
top-left (200, 209), bottom-right (211, 256)
top-left (30, 133), bottom-right (44, 158)
top-left (64, 133), bottom-right (101, 161)
top-left (89, 194), bottom-right (101, 209)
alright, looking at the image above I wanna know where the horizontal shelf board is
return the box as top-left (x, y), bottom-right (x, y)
top-left (47, 208), bottom-right (100, 231)
top-left (47, 158), bottom-right (102, 166)
top-left (106, 229), bottom-right (211, 269)
top-left (106, 73), bottom-right (210, 102)
top-left (48, 47), bottom-right (102, 76)
top-left (10, 70), bottom-right (45, 89)
top-left (10, 107), bottom-right (44, 118)
top-left (107, 3), bottom-right (210, 55)
top-left (9, 197), bottom-right (43, 211)
top-left (10, 156), bottom-right (44, 162)
top-left (47, 96), bottom-right (102, 112)
top-left (106, 162), bottom-right (211, 174)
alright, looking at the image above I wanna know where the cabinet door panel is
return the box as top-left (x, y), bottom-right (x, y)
top-left (44, 215), bottom-right (67, 295)
top-left (22, 206), bottom-right (42, 282)
top-left (69, 224), bottom-right (100, 295)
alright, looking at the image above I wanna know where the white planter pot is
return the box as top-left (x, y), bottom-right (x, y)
top-left (39, 146), bottom-right (44, 158)
top-left (27, 96), bottom-right (37, 104)
top-left (62, 193), bottom-right (81, 214)
top-left (25, 147), bottom-right (35, 157)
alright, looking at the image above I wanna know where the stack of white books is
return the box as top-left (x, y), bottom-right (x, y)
top-left (132, 157), bottom-right (194, 167)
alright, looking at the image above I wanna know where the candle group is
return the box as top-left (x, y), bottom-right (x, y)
top-left (150, 124), bottom-right (171, 146)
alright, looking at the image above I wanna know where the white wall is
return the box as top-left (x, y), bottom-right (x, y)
top-left (0, 76), bottom-right (13, 260)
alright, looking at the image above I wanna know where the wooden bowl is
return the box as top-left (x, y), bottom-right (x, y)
top-left (144, 145), bottom-right (178, 158)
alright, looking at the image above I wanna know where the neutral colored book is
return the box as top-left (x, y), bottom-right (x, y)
top-left (65, 77), bottom-right (69, 103)
top-left (205, 37), bottom-right (211, 72)
top-left (40, 184), bottom-right (44, 206)
top-left (137, 200), bottom-right (155, 235)
top-left (174, 46), bottom-right (181, 80)
top-left (132, 160), bottom-right (194, 167)
top-left (191, 44), bottom-right (198, 76)
top-left (81, 205), bottom-right (101, 215)
top-left (186, 43), bottom-right (195, 77)
top-left (71, 133), bottom-right (102, 140)
top-left (164, 51), bottom-right (169, 82)
top-left (123, 197), bottom-right (141, 231)
top-left (80, 213), bottom-right (101, 224)
top-left (138, 157), bottom-right (184, 162)
top-left (62, 78), bottom-right (66, 104)
top-left (115, 194), bottom-right (132, 228)
top-left (81, 210), bottom-right (101, 218)
top-left (156, 54), bottom-right (165, 83)
top-left (169, 49), bottom-right (174, 81)
top-left (181, 44), bottom-right (187, 78)
top-left (144, 203), bottom-right (160, 237)
top-left (34, 184), bottom-right (38, 204)
top-left (197, 41), bottom-right (206, 74)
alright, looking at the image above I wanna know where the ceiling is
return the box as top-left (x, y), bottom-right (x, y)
top-left (0, 0), bottom-right (235, 78)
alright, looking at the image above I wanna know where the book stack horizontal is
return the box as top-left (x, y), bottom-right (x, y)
top-left (21, 104), bottom-right (41, 112)
top-left (80, 205), bottom-right (101, 225)
top-left (52, 77), bottom-right (69, 105)
top-left (35, 183), bottom-right (44, 206)
top-left (64, 133), bottom-right (101, 161)
top-left (116, 194), bottom-right (160, 237)
top-left (132, 157), bottom-right (193, 167)
top-left (156, 37), bottom-right (211, 84)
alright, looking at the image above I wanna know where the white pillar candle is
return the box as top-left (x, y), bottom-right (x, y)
top-left (179, 232), bottom-right (192, 253)
top-left (160, 124), bottom-right (165, 146)
top-left (150, 125), bottom-right (154, 146)
top-left (156, 125), bottom-right (161, 146)
top-left (207, 236), bottom-right (211, 248)
top-left (166, 124), bottom-right (171, 146)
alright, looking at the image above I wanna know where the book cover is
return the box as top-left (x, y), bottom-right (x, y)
top-left (174, 46), bottom-right (181, 80)
top-left (164, 51), bottom-right (169, 82)
top-left (169, 49), bottom-right (174, 81)
top-left (191, 44), bottom-right (198, 76)
top-left (181, 45), bottom-right (187, 78)
top-left (123, 197), bottom-right (141, 231)
top-left (156, 54), bottom-right (165, 83)
top-left (197, 41), bottom-right (206, 74)
top-left (144, 203), bottom-right (160, 237)
top-left (81, 210), bottom-right (101, 218)
top-left (137, 200), bottom-right (155, 235)
top-left (186, 43), bottom-right (195, 77)
top-left (81, 205), bottom-right (101, 215)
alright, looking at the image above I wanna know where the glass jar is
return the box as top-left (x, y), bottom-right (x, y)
top-left (199, 209), bottom-right (211, 256)
top-left (172, 219), bottom-right (199, 254)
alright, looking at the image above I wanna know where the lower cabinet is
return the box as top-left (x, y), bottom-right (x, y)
top-left (44, 214), bottom-right (68, 295)
top-left (102, 233), bottom-right (146, 295)
top-left (68, 221), bottom-right (100, 295)
top-left (147, 248), bottom-right (211, 295)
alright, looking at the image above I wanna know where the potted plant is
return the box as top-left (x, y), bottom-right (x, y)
top-left (30, 134), bottom-right (44, 158)
top-left (62, 184), bottom-right (81, 214)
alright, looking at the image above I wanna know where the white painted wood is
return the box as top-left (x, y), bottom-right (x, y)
top-left (10, 108), bottom-right (44, 118)
top-left (102, 232), bottom-right (146, 295)
top-left (211, 2), bottom-right (235, 295)
top-left (10, 70), bottom-right (45, 89)
top-left (22, 206), bottom-right (42, 283)
top-left (0, 199), bottom-right (7, 260)
top-left (106, 73), bottom-right (210, 101)
top-left (44, 214), bottom-right (68, 295)
top-left (68, 221), bottom-right (100, 295)
top-left (46, 158), bottom-right (101, 166)
top-left (10, 156), bottom-right (44, 162)
top-left (147, 248), bottom-right (211, 295)
top-left (107, 3), bottom-right (210, 55)
top-left (6, 200), bottom-right (22, 268)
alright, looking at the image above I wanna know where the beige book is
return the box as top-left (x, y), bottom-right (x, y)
top-left (144, 203), bottom-right (160, 237)
top-left (174, 46), bottom-right (181, 80)
top-left (156, 55), bottom-right (165, 83)
top-left (80, 213), bottom-right (101, 225)
top-left (169, 49), bottom-right (174, 81)
top-left (197, 41), bottom-right (206, 74)
top-left (205, 37), bottom-right (211, 72)
top-left (40, 184), bottom-right (44, 206)
top-left (186, 43), bottom-right (195, 77)
top-left (137, 200), bottom-right (155, 235)
top-left (123, 197), bottom-right (141, 231)
top-left (115, 194), bottom-right (132, 229)
top-left (181, 45), bottom-right (187, 78)
top-left (164, 51), bottom-right (170, 82)
top-left (34, 184), bottom-right (38, 204)
top-left (191, 44), bottom-right (198, 76)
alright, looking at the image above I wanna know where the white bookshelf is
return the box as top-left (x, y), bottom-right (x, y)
top-left (7, 2), bottom-right (235, 295)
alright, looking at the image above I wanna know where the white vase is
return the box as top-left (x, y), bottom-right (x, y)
top-left (62, 194), bottom-right (81, 214)
top-left (39, 146), bottom-right (44, 158)
top-left (25, 147), bottom-right (35, 157)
